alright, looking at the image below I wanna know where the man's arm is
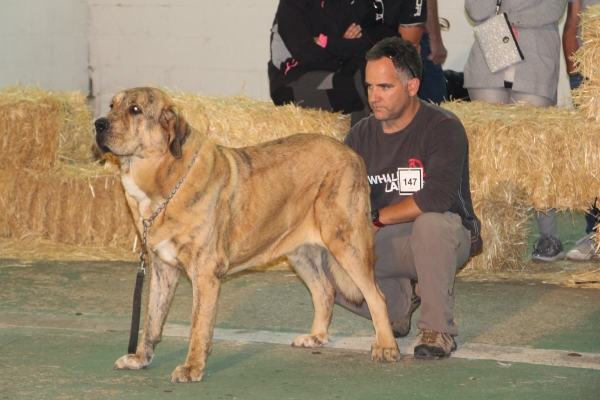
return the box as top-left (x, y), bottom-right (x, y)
top-left (425, 0), bottom-right (447, 65)
top-left (397, 0), bottom-right (427, 49)
top-left (375, 196), bottom-right (423, 233)
top-left (563, 1), bottom-right (581, 75)
top-left (399, 25), bottom-right (424, 48)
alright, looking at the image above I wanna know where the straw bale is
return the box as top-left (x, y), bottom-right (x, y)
top-left (0, 85), bottom-right (94, 170)
top-left (571, 4), bottom-right (600, 120)
top-left (0, 238), bottom-right (138, 263)
top-left (442, 101), bottom-right (600, 211)
top-left (564, 268), bottom-right (600, 289)
top-left (3, 86), bottom-right (600, 274)
top-left (0, 167), bottom-right (137, 248)
top-left (169, 91), bottom-right (351, 147)
top-left (464, 182), bottom-right (531, 271)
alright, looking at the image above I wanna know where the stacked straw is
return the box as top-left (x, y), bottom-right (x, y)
top-left (568, 4), bottom-right (600, 274)
top-left (170, 91), bottom-right (350, 147)
top-left (3, 85), bottom-right (600, 272)
top-left (443, 102), bottom-right (600, 211)
top-left (0, 86), bottom-right (350, 257)
top-left (571, 3), bottom-right (600, 120)
top-left (0, 86), bottom-right (92, 169)
top-left (443, 101), bottom-right (600, 270)
top-left (0, 86), bottom-right (137, 249)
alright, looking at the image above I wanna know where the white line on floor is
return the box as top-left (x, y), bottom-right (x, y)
top-left (163, 324), bottom-right (600, 370)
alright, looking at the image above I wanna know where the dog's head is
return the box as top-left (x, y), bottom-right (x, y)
top-left (94, 87), bottom-right (189, 159)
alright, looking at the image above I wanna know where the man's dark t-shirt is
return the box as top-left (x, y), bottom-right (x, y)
top-left (344, 101), bottom-right (483, 254)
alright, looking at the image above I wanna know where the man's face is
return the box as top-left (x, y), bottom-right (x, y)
top-left (365, 57), bottom-right (418, 130)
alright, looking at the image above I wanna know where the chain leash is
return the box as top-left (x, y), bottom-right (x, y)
top-left (137, 149), bottom-right (200, 274)
top-left (128, 149), bottom-right (200, 354)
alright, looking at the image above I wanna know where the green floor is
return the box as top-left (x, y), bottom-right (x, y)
top-left (1, 212), bottom-right (599, 399)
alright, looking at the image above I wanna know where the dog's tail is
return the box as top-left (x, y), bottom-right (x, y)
top-left (326, 254), bottom-right (364, 305)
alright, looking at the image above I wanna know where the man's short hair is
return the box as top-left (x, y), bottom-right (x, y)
top-left (366, 37), bottom-right (423, 82)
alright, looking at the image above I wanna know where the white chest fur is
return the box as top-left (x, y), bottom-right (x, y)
top-left (121, 172), bottom-right (152, 213)
top-left (121, 172), bottom-right (179, 267)
top-left (154, 239), bottom-right (179, 266)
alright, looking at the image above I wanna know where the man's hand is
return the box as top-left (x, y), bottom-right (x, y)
top-left (343, 23), bottom-right (362, 39)
top-left (427, 36), bottom-right (447, 65)
top-left (425, 0), bottom-right (446, 64)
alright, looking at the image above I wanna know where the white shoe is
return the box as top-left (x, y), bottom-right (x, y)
top-left (566, 233), bottom-right (599, 261)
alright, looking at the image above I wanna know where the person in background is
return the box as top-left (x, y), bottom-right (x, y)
top-left (463, 0), bottom-right (568, 263)
top-left (418, 0), bottom-right (448, 104)
top-left (268, 0), bottom-right (371, 125)
top-left (331, 37), bottom-right (482, 359)
top-left (351, 0), bottom-right (427, 48)
top-left (563, 0), bottom-right (600, 261)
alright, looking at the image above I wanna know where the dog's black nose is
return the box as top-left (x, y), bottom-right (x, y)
top-left (95, 117), bottom-right (110, 134)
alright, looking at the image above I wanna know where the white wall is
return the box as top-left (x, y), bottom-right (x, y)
top-left (0, 0), bottom-right (89, 92)
top-left (88, 0), bottom-right (278, 115)
top-left (0, 0), bottom-right (572, 116)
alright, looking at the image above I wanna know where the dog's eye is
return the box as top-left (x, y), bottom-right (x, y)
top-left (130, 105), bottom-right (142, 114)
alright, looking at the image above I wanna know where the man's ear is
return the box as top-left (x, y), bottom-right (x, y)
top-left (408, 77), bottom-right (421, 97)
top-left (159, 106), bottom-right (189, 159)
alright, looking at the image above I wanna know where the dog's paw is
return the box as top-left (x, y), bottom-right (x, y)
top-left (170, 364), bottom-right (205, 383)
top-left (114, 354), bottom-right (150, 370)
top-left (291, 333), bottom-right (329, 348)
top-left (370, 344), bottom-right (401, 362)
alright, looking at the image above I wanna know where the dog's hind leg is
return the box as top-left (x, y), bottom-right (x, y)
top-left (322, 224), bottom-right (400, 362)
top-left (115, 253), bottom-right (181, 370)
top-left (287, 244), bottom-right (335, 348)
top-left (316, 163), bottom-right (400, 362)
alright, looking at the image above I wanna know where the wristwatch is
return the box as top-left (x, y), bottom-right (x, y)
top-left (370, 209), bottom-right (385, 228)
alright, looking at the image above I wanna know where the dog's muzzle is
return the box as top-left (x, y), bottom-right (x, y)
top-left (94, 117), bottom-right (112, 153)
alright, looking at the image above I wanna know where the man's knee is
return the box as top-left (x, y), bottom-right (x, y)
top-left (411, 212), bottom-right (463, 249)
top-left (412, 213), bottom-right (448, 237)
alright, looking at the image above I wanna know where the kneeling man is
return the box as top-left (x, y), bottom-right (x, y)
top-left (338, 37), bottom-right (482, 359)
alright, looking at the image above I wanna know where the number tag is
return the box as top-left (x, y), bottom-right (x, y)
top-left (398, 168), bottom-right (423, 194)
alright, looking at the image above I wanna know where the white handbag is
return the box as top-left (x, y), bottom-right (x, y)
top-left (474, 1), bottom-right (524, 73)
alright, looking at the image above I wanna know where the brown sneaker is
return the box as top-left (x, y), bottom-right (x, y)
top-left (413, 329), bottom-right (457, 360)
top-left (391, 280), bottom-right (420, 338)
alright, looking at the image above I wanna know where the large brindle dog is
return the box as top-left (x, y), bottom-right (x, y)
top-left (94, 87), bottom-right (400, 383)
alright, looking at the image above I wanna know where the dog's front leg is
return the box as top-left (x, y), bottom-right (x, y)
top-left (170, 266), bottom-right (221, 383)
top-left (114, 254), bottom-right (180, 370)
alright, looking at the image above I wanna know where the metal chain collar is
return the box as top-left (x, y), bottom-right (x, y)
top-left (138, 150), bottom-right (200, 274)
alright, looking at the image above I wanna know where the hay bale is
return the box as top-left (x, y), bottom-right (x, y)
top-left (0, 85), bottom-right (93, 170)
top-left (465, 182), bottom-right (531, 271)
top-left (170, 91), bottom-right (351, 147)
top-left (2, 86), bottom-right (599, 273)
top-left (0, 168), bottom-right (136, 248)
top-left (571, 4), bottom-right (600, 120)
top-left (565, 267), bottom-right (600, 289)
top-left (442, 101), bottom-right (600, 211)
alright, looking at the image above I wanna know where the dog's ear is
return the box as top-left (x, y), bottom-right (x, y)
top-left (159, 106), bottom-right (190, 159)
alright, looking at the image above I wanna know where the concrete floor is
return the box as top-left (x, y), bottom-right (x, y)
top-left (1, 213), bottom-right (599, 399)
